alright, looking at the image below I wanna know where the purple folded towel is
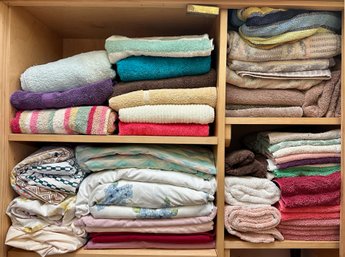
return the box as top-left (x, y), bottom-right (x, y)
top-left (11, 79), bottom-right (114, 110)
top-left (277, 157), bottom-right (341, 169)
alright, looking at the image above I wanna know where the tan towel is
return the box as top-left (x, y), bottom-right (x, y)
top-left (236, 70), bottom-right (331, 80)
top-left (109, 87), bottom-right (217, 111)
top-left (226, 107), bottom-right (303, 117)
top-left (228, 31), bottom-right (341, 62)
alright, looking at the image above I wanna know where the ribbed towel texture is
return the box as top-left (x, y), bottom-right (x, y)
top-left (117, 56), bottom-right (211, 82)
top-left (225, 176), bottom-right (281, 206)
top-left (109, 87), bottom-right (217, 111)
top-left (11, 79), bottom-right (114, 110)
top-left (105, 34), bottom-right (214, 63)
top-left (20, 51), bottom-right (115, 93)
top-left (119, 105), bottom-right (214, 124)
top-left (118, 122), bottom-right (209, 136)
top-left (224, 205), bottom-right (283, 243)
top-left (11, 106), bottom-right (116, 135)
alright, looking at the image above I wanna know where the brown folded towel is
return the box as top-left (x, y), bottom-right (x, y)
top-left (225, 149), bottom-right (267, 178)
top-left (303, 71), bottom-right (341, 117)
top-left (226, 107), bottom-right (303, 117)
top-left (111, 69), bottom-right (217, 97)
top-left (226, 85), bottom-right (304, 106)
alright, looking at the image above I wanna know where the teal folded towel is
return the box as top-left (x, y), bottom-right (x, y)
top-left (105, 34), bottom-right (214, 63)
top-left (20, 50), bottom-right (115, 93)
top-left (116, 56), bottom-right (211, 82)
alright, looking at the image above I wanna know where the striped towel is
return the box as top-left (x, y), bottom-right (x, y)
top-left (11, 106), bottom-right (116, 135)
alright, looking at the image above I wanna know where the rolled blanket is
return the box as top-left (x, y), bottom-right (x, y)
top-left (235, 70), bottom-right (331, 80)
top-left (224, 205), bottom-right (283, 243)
top-left (275, 172), bottom-right (341, 208)
top-left (105, 34), bottom-right (214, 63)
top-left (272, 164), bottom-right (340, 178)
top-left (225, 149), bottom-right (267, 178)
top-left (240, 12), bottom-right (341, 38)
top-left (225, 176), bottom-right (280, 206)
top-left (20, 51), bottom-right (115, 93)
top-left (11, 106), bottom-right (116, 135)
top-left (76, 145), bottom-right (216, 178)
top-left (227, 68), bottom-right (322, 90)
top-left (11, 146), bottom-right (85, 204)
top-left (228, 31), bottom-right (341, 62)
top-left (119, 105), bottom-right (214, 124)
top-left (276, 157), bottom-right (340, 169)
top-left (226, 85), bottom-right (304, 106)
top-left (276, 202), bottom-right (340, 221)
top-left (112, 69), bottom-right (217, 97)
top-left (275, 152), bottom-right (341, 165)
top-left (86, 241), bottom-right (215, 249)
top-left (229, 59), bottom-right (335, 73)
top-left (303, 71), bottom-right (341, 117)
top-left (109, 87), bottom-right (217, 111)
top-left (118, 122), bottom-right (209, 136)
top-left (11, 79), bottom-right (114, 110)
top-left (226, 107), bottom-right (303, 117)
top-left (117, 56), bottom-right (211, 82)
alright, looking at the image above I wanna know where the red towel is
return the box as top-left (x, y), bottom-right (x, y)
top-left (89, 232), bottom-right (215, 244)
top-left (118, 122), bottom-right (209, 136)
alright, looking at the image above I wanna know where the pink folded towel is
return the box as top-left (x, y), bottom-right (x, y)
top-left (118, 122), bottom-right (209, 136)
top-left (224, 205), bottom-right (283, 243)
top-left (275, 152), bottom-right (341, 164)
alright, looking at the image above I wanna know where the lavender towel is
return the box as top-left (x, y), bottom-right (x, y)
top-left (277, 157), bottom-right (340, 169)
top-left (11, 79), bottom-right (114, 110)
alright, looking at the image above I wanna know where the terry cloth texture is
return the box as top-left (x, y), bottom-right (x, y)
top-left (276, 157), bottom-right (340, 169)
top-left (225, 149), bottom-right (267, 178)
top-left (224, 205), bottom-right (283, 243)
top-left (111, 69), bottom-right (217, 97)
top-left (225, 176), bottom-right (280, 206)
top-left (11, 106), bottom-right (116, 135)
top-left (11, 79), bottom-right (114, 110)
top-left (227, 31), bottom-right (341, 62)
top-left (229, 59), bottom-right (335, 73)
top-left (118, 104), bottom-right (214, 124)
top-left (272, 165), bottom-right (340, 178)
top-left (275, 153), bottom-right (341, 164)
top-left (105, 34), bottom-right (214, 63)
top-left (274, 172), bottom-right (341, 208)
top-left (118, 122), bottom-right (209, 136)
top-left (10, 146), bottom-right (85, 204)
top-left (236, 7), bottom-right (287, 22)
top-left (303, 71), bottom-right (341, 117)
top-left (226, 85), bottom-right (304, 106)
top-left (227, 68), bottom-right (322, 90)
top-left (235, 70), bottom-right (331, 80)
top-left (109, 87), bottom-right (217, 111)
top-left (20, 51), bottom-right (115, 93)
top-left (117, 56), bottom-right (211, 82)
top-left (85, 241), bottom-right (215, 249)
top-left (226, 107), bottom-right (303, 117)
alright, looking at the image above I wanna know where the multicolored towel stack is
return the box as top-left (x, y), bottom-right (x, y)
top-left (6, 147), bottom-right (87, 256)
top-left (224, 149), bottom-right (283, 243)
top-left (105, 35), bottom-right (216, 136)
top-left (74, 144), bottom-right (217, 249)
top-left (244, 129), bottom-right (341, 240)
top-left (227, 8), bottom-right (342, 117)
top-left (10, 51), bottom-right (116, 135)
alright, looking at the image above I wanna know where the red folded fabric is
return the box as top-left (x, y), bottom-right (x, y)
top-left (89, 232), bottom-right (215, 244)
top-left (118, 122), bottom-right (209, 136)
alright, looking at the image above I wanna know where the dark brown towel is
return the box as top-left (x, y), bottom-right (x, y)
top-left (111, 69), bottom-right (217, 97)
top-left (225, 149), bottom-right (267, 178)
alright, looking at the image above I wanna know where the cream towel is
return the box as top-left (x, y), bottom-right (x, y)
top-left (225, 176), bottom-right (281, 206)
top-left (109, 87), bottom-right (217, 111)
top-left (236, 70), bottom-right (331, 80)
top-left (119, 105), bottom-right (214, 124)
top-left (271, 144), bottom-right (341, 158)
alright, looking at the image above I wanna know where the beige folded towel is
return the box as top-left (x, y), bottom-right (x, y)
top-left (236, 70), bottom-right (331, 80)
top-left (226, 107), bottom-right (303, 117)
top-left (109, 87), bottom-right (217, 111)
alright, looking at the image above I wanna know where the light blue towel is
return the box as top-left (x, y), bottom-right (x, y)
top-left (20, 50), bottom-right (115, 93)
top-left (116, 56), bottom-right (211, 82)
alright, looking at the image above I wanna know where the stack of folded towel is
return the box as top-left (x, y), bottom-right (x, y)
top-left (227, 8), bottom-right (341, 117)
top-left (244, 129), bottom-right (341, 240)
top-left (224, 149), bottom-right (282, 243)
top-left (6, 147), bottom-right (87, 256)
top-left (105, 35), bottom-right (216, 136)
top-left (74, 144), bottom-right (217, 249)
top-left (10, 51), bottom-right (117, 135)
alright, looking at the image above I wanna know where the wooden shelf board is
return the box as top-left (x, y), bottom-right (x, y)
top-left (225, 236), bottom-right (339, 249)
top-left (226, 117), bottom-right (341, 125)
top-left (8, 134), bottom-right (218, 145)
top-left (8, 248), bottom-right (218, 257)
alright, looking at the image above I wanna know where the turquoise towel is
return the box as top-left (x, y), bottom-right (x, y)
top-left (116, 56), bottom-right (211, 82)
